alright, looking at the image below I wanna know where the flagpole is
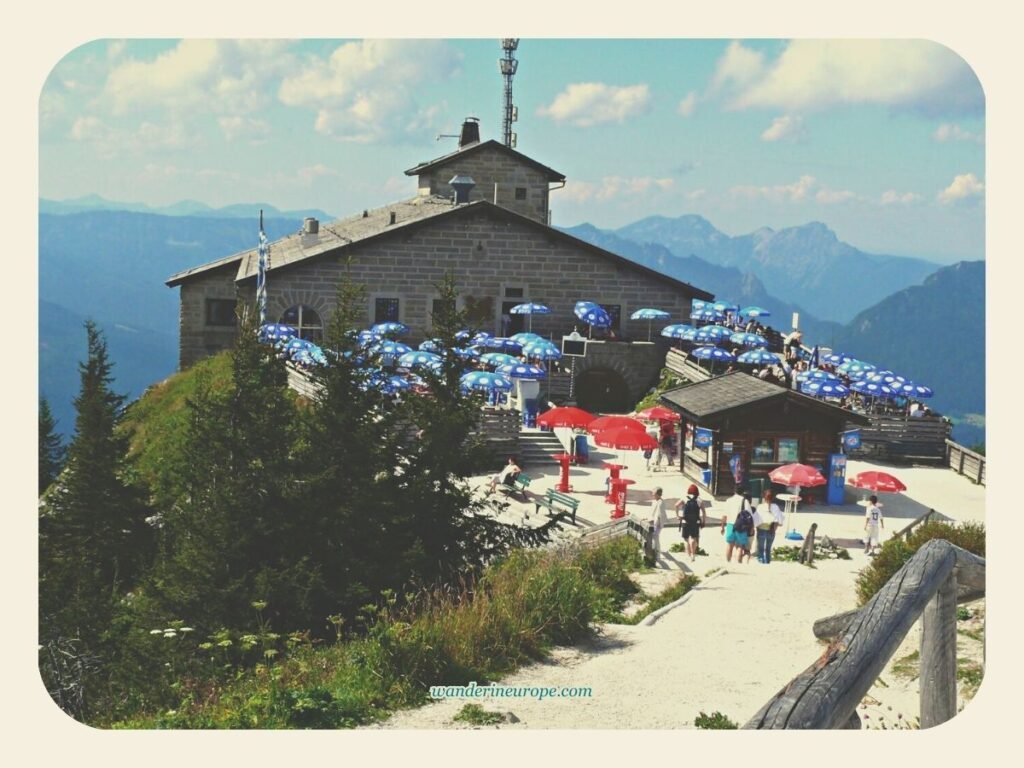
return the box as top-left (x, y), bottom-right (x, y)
top-left (257, 209), bottom-right (268, 327)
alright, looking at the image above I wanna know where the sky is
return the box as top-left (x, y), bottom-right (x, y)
top-left (39, 37), bottom-right (985, 264)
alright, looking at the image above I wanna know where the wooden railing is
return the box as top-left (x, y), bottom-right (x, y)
top-left (665, 348), bottom-right (712, 382)
top-left (945, 440), bottom-right (986, 485)
top-left (744, 539), bottom-right (984, 729)
top-left (892, 508), bottom-right (937, 541)
top-left (578, 516), bottom-right (649, 548)
top-left (847, 414), bottom-right (951, 464)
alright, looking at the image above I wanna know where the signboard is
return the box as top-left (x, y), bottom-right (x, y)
top-left (561, 332), bottom-right (587, 358)
top-left (694, 427), bottom-right (713, 448)
top-left (842, 429), bottom-right (862, 451)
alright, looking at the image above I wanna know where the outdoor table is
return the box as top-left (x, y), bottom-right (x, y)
top-left (776, 493), bottom-right (803, 540)
top-left (609, 477), bottom-right (636, 519)
top-left (552, 452), bottom-right (574, 493)
top-left (602, 462), bottom-right (628, 502)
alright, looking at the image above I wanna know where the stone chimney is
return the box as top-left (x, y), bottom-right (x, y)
top-left (458, 117), bottom-right (480, 148)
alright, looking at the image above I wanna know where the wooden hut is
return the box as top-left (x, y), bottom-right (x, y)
top-left (659, 372), bottom-right (870, 498)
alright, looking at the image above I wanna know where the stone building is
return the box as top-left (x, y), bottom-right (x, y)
top-left (166, 120), bottom-right (714, 406)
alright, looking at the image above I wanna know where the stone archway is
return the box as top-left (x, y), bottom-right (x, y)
top-left (575, 367), bottom-right (631, 413)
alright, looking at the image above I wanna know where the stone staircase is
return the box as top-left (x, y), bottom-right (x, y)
top-left (517, 429), bottom-right (567, 469)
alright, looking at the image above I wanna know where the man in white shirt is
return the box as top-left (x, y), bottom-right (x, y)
top-left (649, 487), bottom-right (668, 564)
top-left (864, 495), bottom-right (885, 554)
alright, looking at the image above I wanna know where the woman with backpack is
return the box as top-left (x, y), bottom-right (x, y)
top-left (673, 483), bottom-right (706, 562)
top-left (721, 488), bottom-right (755, 563)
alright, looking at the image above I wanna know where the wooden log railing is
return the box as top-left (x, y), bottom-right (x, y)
top-left (744, 539), bottom-right (984, 730)
top-left (665, 348), bottom-right (712, 383)
top-left (945, 440), bottom-right (986, 485)
top-left (846, 414), bottom-right (952, 464)
top-left (892, 508), bottom-right (937, 542)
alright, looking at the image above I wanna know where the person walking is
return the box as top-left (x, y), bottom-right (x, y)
top-left (864, 495), bottom-right (885, 554)
top-left (754, 488), bottom-right (785, 564)
top-left (674, 483), bottom-right (706, 562)
top-left (722, 488), bottom-right (755, 563)
top-left (648, 487), bottom-right (668, 565)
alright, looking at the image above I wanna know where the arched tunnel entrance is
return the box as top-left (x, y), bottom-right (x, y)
top-left (575, 367), bottom-right (632, 413)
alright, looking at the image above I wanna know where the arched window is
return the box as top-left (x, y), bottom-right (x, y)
top-left (280, 305), bottom-right (323, 342)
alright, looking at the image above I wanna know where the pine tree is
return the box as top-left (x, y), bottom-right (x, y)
top-left (38, 397), bottom-right (65, 495)
top-left (38, 321), bottom-right (153, 717)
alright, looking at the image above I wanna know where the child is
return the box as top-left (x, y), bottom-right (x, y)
top-left (864, 495), bottom-right (884, 554)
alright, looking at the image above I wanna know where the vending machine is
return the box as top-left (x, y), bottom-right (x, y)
top-left (825, 453), bottom-right (848, 505)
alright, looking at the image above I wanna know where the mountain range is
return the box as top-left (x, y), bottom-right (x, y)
top-left (40, 194), bottom-right (333, 222)
top-left (38, 203), bottom-right (985, 446)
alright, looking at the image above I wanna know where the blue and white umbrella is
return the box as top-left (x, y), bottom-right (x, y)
top-left (281, 337), bottom-right (316, 356)
top-left (838, 359), bottom-right (877, 378)
top-left (797, 368), bottom-right (840, 383)
top-left (497, 362), bottom-right (546, 380)
top-left (574, 301), bottom-right (612, 336)
top-left (455, 329), bottom-right (474, 342)
top-left (850, 380), bottom-right (898, 400)
top-left (738, 306), bottom-right (771, 319)
top-left (510, 302), bottom-right (551, 331)
top-left (356, 329), bottom-right (383, 348)
top-left (801, 380), bottom-right (850, 399)
top-left (510, 332), bottom-right (545, 345)
top-left (712, 299), bottom-right (739, 314)
top-left (451, 346), bottom-right (482, 361)
top-left (418, 338), bottom-right (445, 353)
top-left (522, 341), bottom-right (562, 360)
top-left (691, 298), bottom-right (709, 312)
top-left (471, 331), bottom-right (493, 346)
top-left (480, 352), bottom-right (520, 368)
top-left (692, 345), bottom-right (735, 362)
top-left (660, 323), bottom-right (694, 340)
top-left (690, 307), bottom-right (725, 323)
top-left (373, 340), bottom-right (412, 364)
top-left (370, 321), bottom-right (410, 337)
top-left (737, 349), bottom-right (780, 366)
top-left (482, 337), bottom-right (524, 353)
top-left (897, 381), bottom-right (934, 399)
top-left (398, 351), bottom-right (443, 370)
top-left (293, 347), bottom-right (328, 367)
top-left (729, 332), bottom-right (769, 349)
top-left (865, 371), bottom-right (907, 389)
top-left (632, 308), bottom-right (671, 342)
top-left (681, 326), bottom-right (701, 341)
top-left (259, 323), bottom-right (297, 343)
top-left (460, 371), bottom-right (513, 393)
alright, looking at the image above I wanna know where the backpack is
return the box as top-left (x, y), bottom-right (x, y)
top-left (683, 497), bottom-right (701, 524)
top-left (735, 508), bottom-right (754, 535)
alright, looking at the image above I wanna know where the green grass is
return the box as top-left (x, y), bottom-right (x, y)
top-left (694, 710), bottom-right (738, 729)
top-left (453, 703), bottom-right (504, 726)
top-left (891, 650), bottom-right (920, 681)
top-left (616, 573), bottom-right (700, 626)
top-left (635, 368), bottom-right (685, 412)
top-left (110, 537), bottom-right (645, 729)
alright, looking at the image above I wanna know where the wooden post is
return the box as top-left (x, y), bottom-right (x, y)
top-left (920, 569), bottom-right (958, 728)
top-left (799, 523), bottom-right (818, 564)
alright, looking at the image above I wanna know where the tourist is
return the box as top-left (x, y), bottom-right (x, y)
top-left (722, 488), bottom-right (755, 563)
top-left (488, 456), bottom-right (521, 494)
top-left (864, 495), bottom-right (884, 554)
top-left (649, 487), bottom-right (668, 564)
top-left (754, 489), bottom-right (785, 564)
top-left (674, 483), bottom-right (706, 562)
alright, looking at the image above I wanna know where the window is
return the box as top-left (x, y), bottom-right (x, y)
top-left (205, 298), bottom-right (237, 327)
top-left (503, 286), bottom-right (524, 299)
top-left (751, 437), bottom-right (801, 464)
top-left (604, 304), bottom-right (622, 333)
top-left (280, 305), bottom-right (323, 342)
top-left (374, 297), bottom-right (400, 324)
top-left (514, 187), bottom-right (527, 201)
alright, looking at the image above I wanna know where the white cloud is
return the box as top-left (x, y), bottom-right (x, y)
top-left (70, 115), bottom-right (110, 142)
top-left (815, 188), bottom-right (855, 204)
top-left (537, 83), bottom-right (651, 127)
top-left (677, 91), bottom-right (697, 117)
top-left (730, 175), bottom-right (816, 203)
top-left (561, 175), bottom-right (674, 203)
top-left (938, 173), bottom-right (984, 204)
top-left (218, 116), bottom-right (271, 143)
top-left (880, 189), bottom-right (922, 205)
top-left (279, 39), bottom-right (461, 142)
top-left (933, 123), bottom-right (984, 144)
top-left (719, 40), bottom-right (982, 116)
top-left (296, 164), bottom-right (339, 185)
top-left (761, 114), bottom-right (806, 142)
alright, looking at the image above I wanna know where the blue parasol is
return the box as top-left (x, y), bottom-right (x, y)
top-left (522, 341), bottom-right (562, 360)
top-left (801, 380), bottom-right (850, 399)
top-left (737, 348), bottom-right (780, 366)
top-left (510, 302), bottom-right (551, 332)
top-left (260, 323), bottom-right (297, 343)
top-left (370, 321), bottom-right (410, 337)
top-left (631, 308), bottom-right (671, 342)
top-left (460, 370), bottom-right (513, 393)
top-left (574, 301), bottom-right (612, 337)
top-left (497, 362), bottom-right (546, 380)
top-left (418, 338), bottom-right (445, 353)
top-left (730, 331), bottom-right (769, 349)
top-left (738, 306), bottom-right (771, 319)
top-left (398, 351), bottom-right (443, 370)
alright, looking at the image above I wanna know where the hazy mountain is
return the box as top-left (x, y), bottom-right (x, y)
top-left (614, 215), bottom-right (941, 323)
top-left (40, 195), bottom-right (333, 222)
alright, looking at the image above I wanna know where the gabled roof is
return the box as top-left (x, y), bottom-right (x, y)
top-left (168, 197), bottom-right (714, 301)
top-left (404, 139), bottom-right (566, 182)
top-left (660, 371), bottom-right (870, 424)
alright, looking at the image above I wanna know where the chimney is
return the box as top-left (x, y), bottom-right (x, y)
top-left (449, 175), bottom-right (476, 205)
top-left (389, 211), bottom-right (396, 225)
top-left (303, 217), bottom-right (319, 235)
top-left (458, 117), bottom-right (480, 148)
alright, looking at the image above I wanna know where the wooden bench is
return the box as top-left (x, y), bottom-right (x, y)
top-left (497, 473), bottom-right (531, 501)
top-left (534, 488), bottom-right (580, 525)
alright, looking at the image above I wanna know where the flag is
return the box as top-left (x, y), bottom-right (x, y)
top-left (729, 453), bottom-right (744, 484)
top-left (842, 429), bottom-right (862, 451)
top-left (694, 427), bottom-right (713, 448)
top-left (256, 217), bottom-right (269, 326)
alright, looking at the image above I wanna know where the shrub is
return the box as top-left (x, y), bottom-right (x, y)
top-left (855, 521), bottom-right (985, 606)
top-left (453, 703), bottom-right (503, 726)
top-left (694, 710), bottom-right (738, 729)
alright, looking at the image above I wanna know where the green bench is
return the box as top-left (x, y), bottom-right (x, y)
top-left (498, 473), bottom-right (531, 501)
top-left (534, 488), bottom-right (580, 525)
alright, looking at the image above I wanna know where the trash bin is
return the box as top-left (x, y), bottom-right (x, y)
top-left (574, 434), bottom-right (590, 464)
top-left (701, 468), bottom-right (712, 487)
top-left (748, 477), bottom-right (766, 503)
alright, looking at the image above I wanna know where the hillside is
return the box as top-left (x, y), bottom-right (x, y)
top-left (613, 215), bottom-right (940, 323)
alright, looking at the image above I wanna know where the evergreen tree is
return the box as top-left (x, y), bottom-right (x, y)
top-left (38, 321), bottom-right (153, 717)
top-left (38, 397), bottom-right (65, 494)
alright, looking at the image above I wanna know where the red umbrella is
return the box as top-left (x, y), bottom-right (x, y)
top-left (849, 471), bottom-right (907, 494)
top-left (768, 463), bottom-right (827, 488)
top-left (637, 405), bottom-right (681, 423)
top-left (536, 406), bottom-right (595, 429)
top-left (593, 426), bottom-right (659, 451)
top-left (588, 415), bottom-right (647, 435)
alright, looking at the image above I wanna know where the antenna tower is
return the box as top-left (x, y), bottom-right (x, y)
top-left (499, 39), bottom-right (519, 148)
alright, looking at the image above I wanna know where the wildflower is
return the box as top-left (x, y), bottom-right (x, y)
top-left (150, 629), bottom-right (163, 635)
top-left (179, 627), bottom-right (194, 633)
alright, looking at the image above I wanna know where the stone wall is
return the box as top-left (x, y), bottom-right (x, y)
top-left (178, 263), bottom-right (240, 369)
top-left (415, 145), bottom-right (552, 224)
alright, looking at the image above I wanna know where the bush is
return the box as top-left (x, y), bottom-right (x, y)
top-left (694, 710), bottom-right (738, 729)
top-left (855, 521), bottom-right (985, 606)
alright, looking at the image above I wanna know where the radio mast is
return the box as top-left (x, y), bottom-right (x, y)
top-left (499, 39), bottom-right (519, 148)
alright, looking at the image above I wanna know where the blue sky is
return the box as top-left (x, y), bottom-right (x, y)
top-left (39, 38), bottom-right (985, 263)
